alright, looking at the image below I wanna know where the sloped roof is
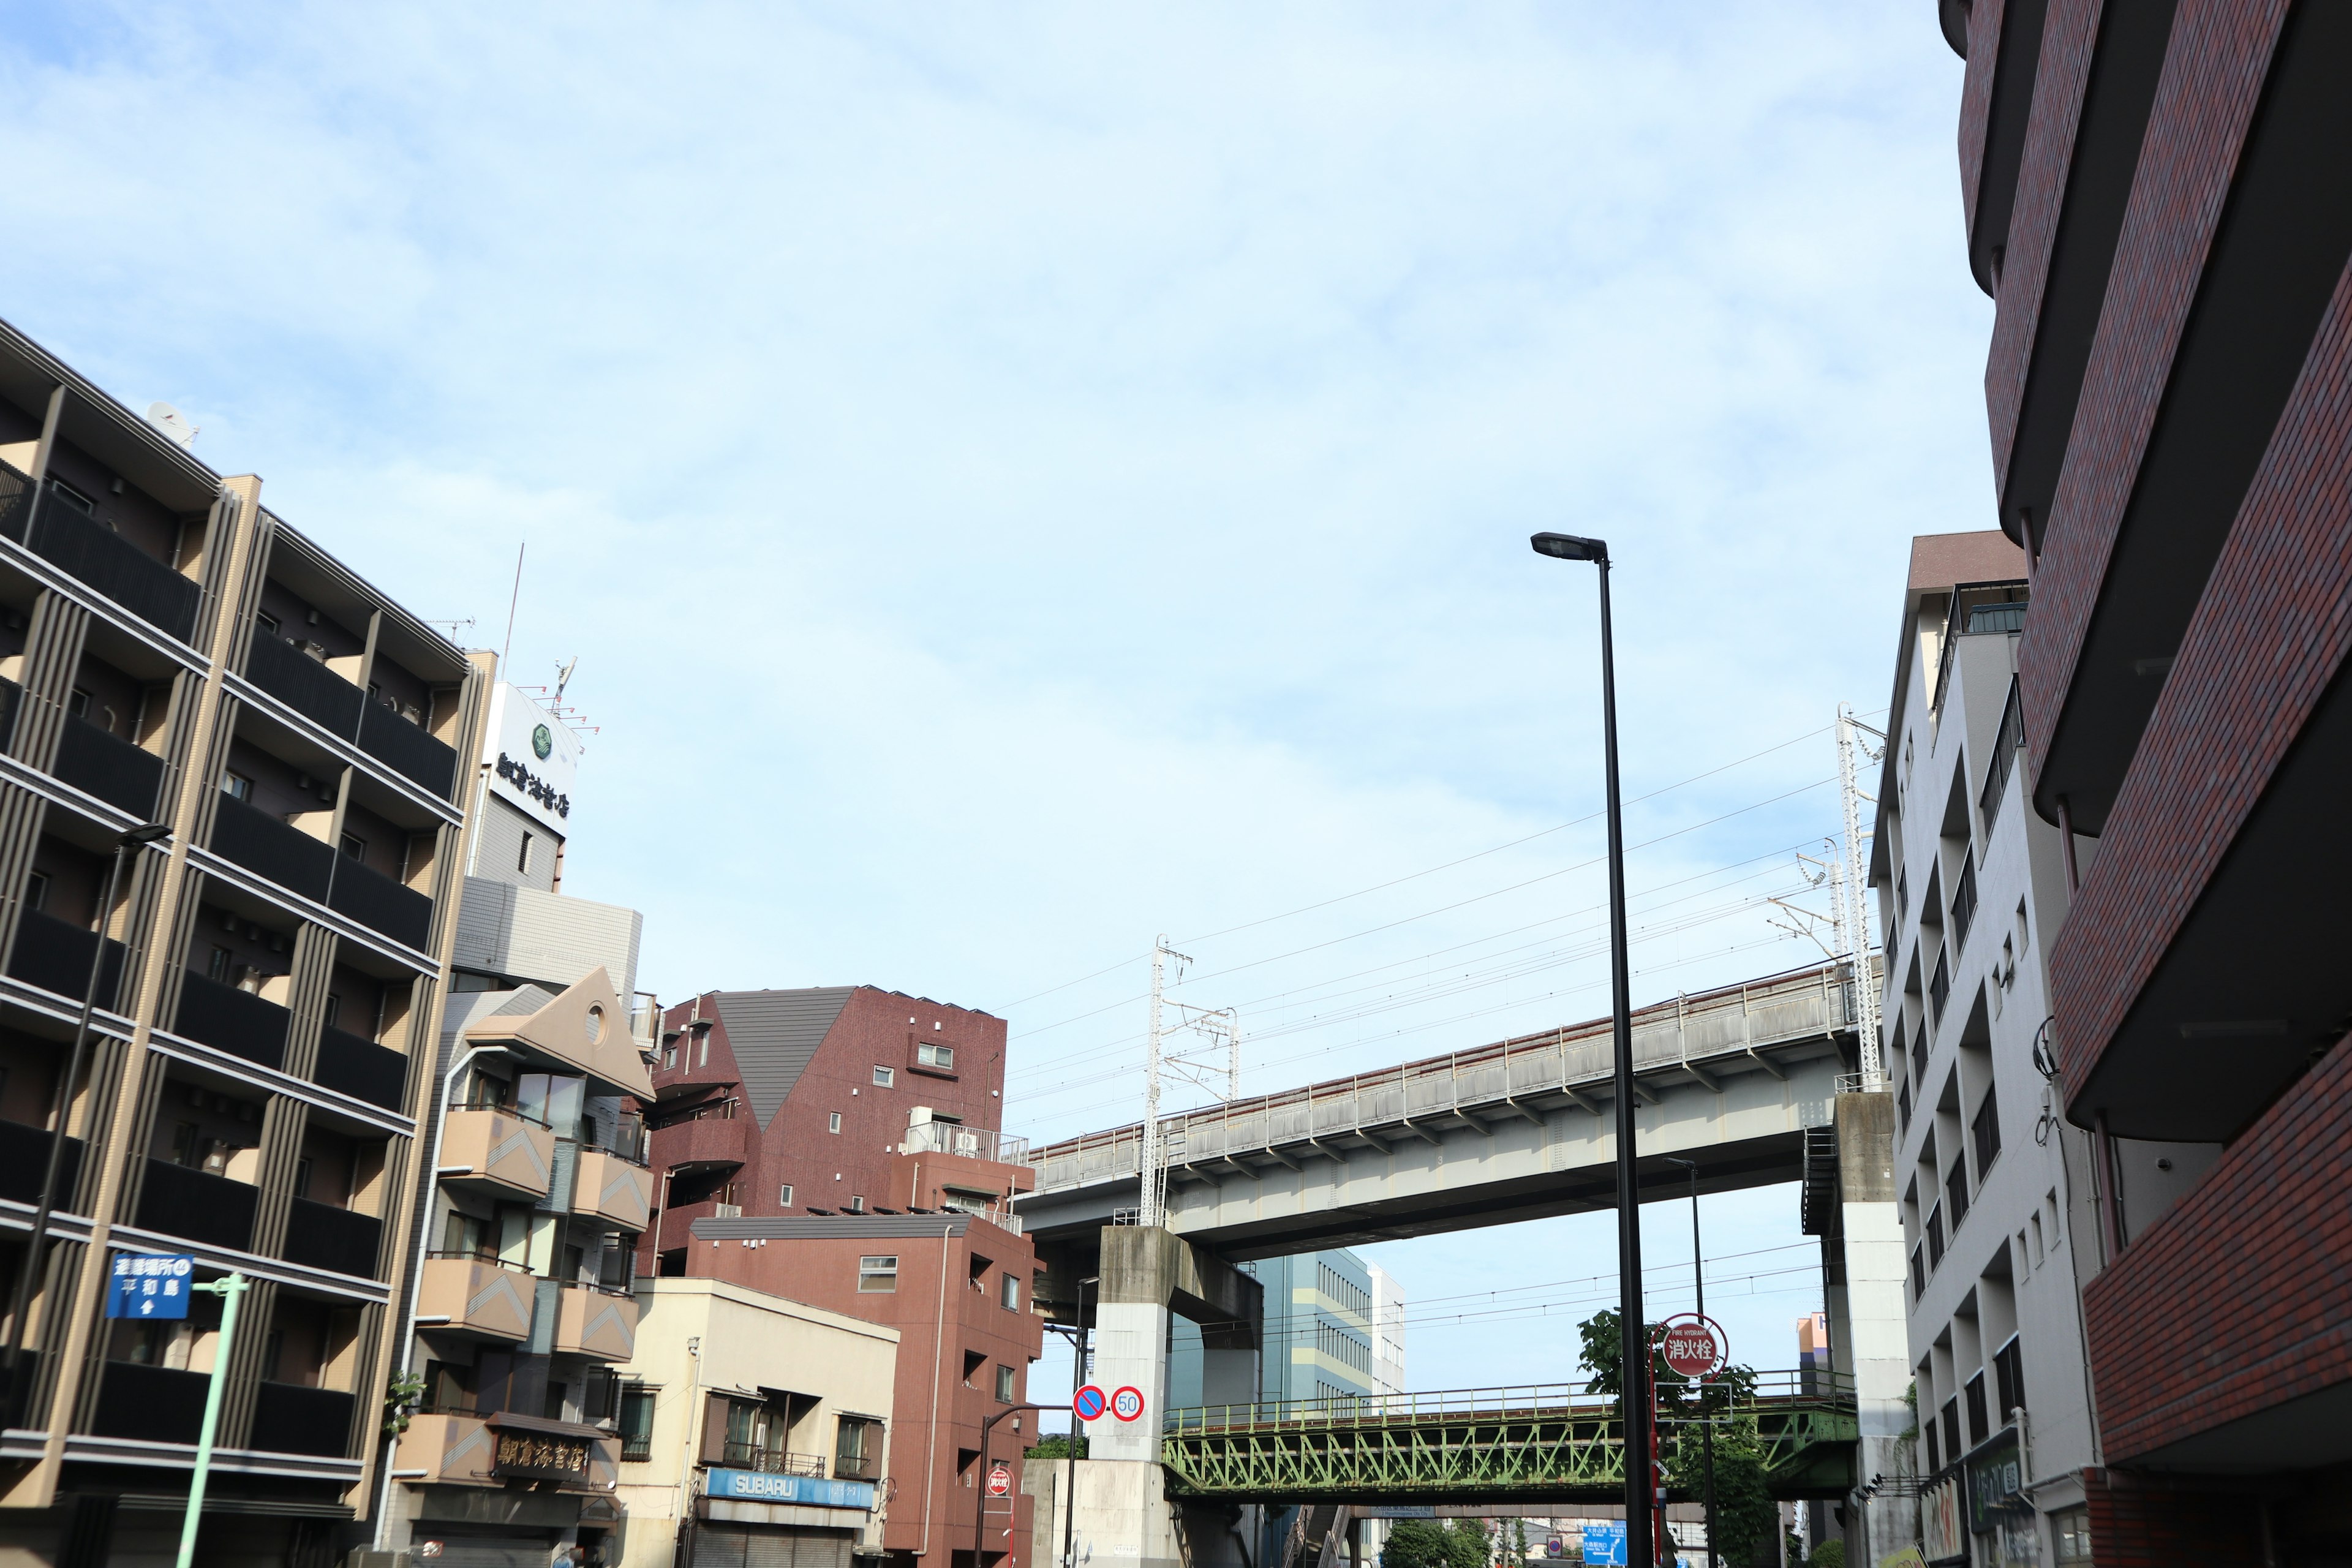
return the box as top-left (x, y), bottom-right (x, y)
top-left (712, 987), bottom-right (858, 1128)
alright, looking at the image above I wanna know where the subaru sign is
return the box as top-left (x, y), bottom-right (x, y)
top-left (706, 1470), bottom-right (875, 1510)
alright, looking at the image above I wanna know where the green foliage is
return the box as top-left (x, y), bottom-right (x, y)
top-left (1806, 1542), bottom-right (1844, 1568)
top-left (1384, 1520), bottom-right (1491, 1568)
top-left (1509, 1520), bottom-right (1529, 1568)
top-left (1665, 1416), bottom-right (1777, 1567)
top-left (1577, 1309), bottom-right (1758, 1417)
top-left (1027, 1434), bottom-right (1089, 1460)
top-left (383, 1370), bottom-right (425, 1439)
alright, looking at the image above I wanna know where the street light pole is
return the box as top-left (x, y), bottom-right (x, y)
top-left (1529, 533), bottom-right (1651, 1567)
top-left (1665, 1158), bottom-right (1717, 1568)
top-left (974, 1402), bottom-right (1051, 1568)
top-left (1063, 1276), bottom-right (1097, 1568)
top-left (2, 822), bottom-right (168, 1426)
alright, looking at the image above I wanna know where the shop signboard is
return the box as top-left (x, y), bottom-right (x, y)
top-left (706, 1469), bottom-right (877, 1510)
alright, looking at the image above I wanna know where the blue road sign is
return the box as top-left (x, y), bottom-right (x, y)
top-left (107, 1253), bottom-right (194, 1319)
top-left (1072, 1384), bottom-right (1107, 1422)
top-left (1581, 1522), bottom-right (1627, 1568)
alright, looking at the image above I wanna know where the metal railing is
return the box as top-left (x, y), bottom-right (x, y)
top-left (1029, 961), bottom-right (1862, 1193)
top-left (720, 1444), bottom-right (827, 1476)
top-left (1929, 580), bottom-right (2029, 718)
top-left (1165, 1368), bottom-right (1855, 1433)
top-left (900, 1121), bottom-right (1029, 1164)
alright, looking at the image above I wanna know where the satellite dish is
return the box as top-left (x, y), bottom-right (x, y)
top-left (145, 402), bottom-right (198, 448)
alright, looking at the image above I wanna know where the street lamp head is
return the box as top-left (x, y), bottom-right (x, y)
top-left (1531, 532), bottom-right (1608, 564)
top-left (119, 823), bottom-right (171, 846)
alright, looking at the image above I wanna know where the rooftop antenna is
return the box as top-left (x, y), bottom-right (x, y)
top-left (145, 402), bottom-right (198, 448)
top-left (499, 543), bottom-right (525, 677)
top-left (552, 657), bottom-right (579, 706)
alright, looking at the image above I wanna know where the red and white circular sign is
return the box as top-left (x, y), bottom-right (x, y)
top-left (1655, 1313), bottom-right (1728, 1382)
top-left (1110, 1385), bottom-right (1146, 1422)
top-left (987, 1461), bottom-right (1012, 1497)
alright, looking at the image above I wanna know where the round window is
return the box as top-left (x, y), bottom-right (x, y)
top-left (584, 1005), bottom-right (605, 1045)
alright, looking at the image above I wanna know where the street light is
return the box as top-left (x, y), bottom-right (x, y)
top-left (1664, 1156), bottom-right (1716, 1568)
top-left (1528, 532), bottom-right (1653, 1566)
top-left (975, 1401), bottom-right (1052, 1568)
top-left (1061, 1276), bottom-right (1099, 1568)
top-left (2, 821), bottom-right (170, 1427)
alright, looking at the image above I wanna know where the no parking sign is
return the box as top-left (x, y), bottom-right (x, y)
top-left (1072, 1385), bottom-right (1107, 1422)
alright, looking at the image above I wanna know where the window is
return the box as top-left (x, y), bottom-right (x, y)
top-left (661, 1043), bottom-right (676, 1069)
top-left (66, 688), bottom-right (88, 717)
top-left (206, 945), bottom-right (233, 984)
top-left (423, 1359), bottom-right (473, 1414)
top-left (292, 1157), bottom-right (312, 1199)
top-left (221, 771), bottom-right (252, 802)
top-left (323, 993), bottom-right (342, 1030)
top-left (1928, 948), bottom-right (1951, 1026)
top-left (23, 872), bottom-right (45, 913)
top-left (1963, 1370), bottom-right (1988, 1447)
top-left (916, 1042), bottom-right (954, 1071)
top-left (339, 832), bottom-right (366, 862)
top-left (828, 1112), bottom-right (842, 1134)
top-left (1909, 1242), bottom-right (1926, 1301)
top-left (858, 1256), bottom-right (899, 1292)
top-left (994, 1363), bottom-right (1016, 1404)
top-left (778, 1184), bottom-right (795, 1207)
top-left (835, 1416), bottom-right (880, 1480)
top-left (1923, 1414), bottom-right (1940, 1474)
top-left (1993, 1336), bottom-right (2025, 1425)
top-left (1939, 1398), bottom-right (1961, 1470)
top-left (1926, 1204), bottom-right (1944, 1268)
top-left (255, 611), bottom-right (280, 638)
top-left (1950, 853), bottom-right (1978, 949)
top-left (1000, 1272), bottom-right (1019, 1311)
top-left (873, 1066), bottom-right (895, 1088)
top-left (2051, 1508), bottom-right (2092, 1568)
top-left (51, 483), bottom-right (93, 515)
top-left (518, 832), bottom-right (534, 875)
top-left (1946, 1158), bottom-right (1969, 1228)
top-left (1972, 1090), bottom-right (2002, 1175)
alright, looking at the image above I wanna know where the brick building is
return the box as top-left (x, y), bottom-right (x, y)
top-left (1936, 1), bottom-right (2352, 1559)
top-left (638, 989), bottom-right (1041, 1568)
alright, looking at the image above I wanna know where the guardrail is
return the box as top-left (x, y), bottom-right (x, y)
top-left (1028, 960), bottom-right (1864, 1193)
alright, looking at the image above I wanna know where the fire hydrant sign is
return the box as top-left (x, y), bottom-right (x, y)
top-left (1656, 1312), bottom-right (1728, 1382)
top-left (106, 1253), bottom-right (193, 1319)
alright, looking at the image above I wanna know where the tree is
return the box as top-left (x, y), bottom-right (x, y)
top-left (1439, 1521), bottom-right (1493, 1568)
top-left (1804, 1542), bottom-right (1844, 1568)
top-left (1025, 1434), bottom-right (1088, 1460)
top-left (1385, 1521), bottom-right (1490, 1568)
top-left (1664, 1417), bottom-right (1776, 1567)
top-left (1511, 1521), bottom-right (1530, 1568)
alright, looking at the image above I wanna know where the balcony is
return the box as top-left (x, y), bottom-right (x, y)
top-left (51, 714), bottom-right (163, 820)
top-left (282, 1197), bottom-right (382, 1279)
top-left (722, 1444), bottom-right (828, 1476)
top-left (552, 1284), bottom-right (638, 1361)
top-left (313, 1025), bottom-right (409, 1112)
top-left (6, 909), bottom-right (126, 1010)
top-left (90, 1360), bottom-right (208, 1444)
top-left (438, 1107), bottom-right (554, 1199)
top-left (647, 1111), bottom-right (751, 1174)
top-left (0, 1118), bottom-right (83, 1205)
top-left (358, 701), bottom-right (458, 799)
top-left (396, 1411), bottom-right (496, 1483)
top-left (573, 1146), bottom-right (653, 1232)
top-left (0, 462), bottom-right (28, 543)
top-left (170, 972), bottom-right (289, 1072)
top-left (0, 679), bottom-right (21, 755)
top-left (415, 1254), bottom-right (535, 1341)
top-left (251, 1381), bottom-right (356, 1458)
top-left (209, 794), bottom-right (334, 902)
top-left (243, 631), bottom-right (363, 739)
top-left (134, 1159), bottom-right (257, 1252)
top-left (26, 488), bottom-right (200, 645)
top-left (900, 1121), bottom-right (1029, 1164)
top-left (327, 855), bottom-right (432, 951)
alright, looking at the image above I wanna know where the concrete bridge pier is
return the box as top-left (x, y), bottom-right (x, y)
top-left (1823, 1093), bottom-right (1911, 1568)
top-left (1055, 1227), bottom-right (1263, 1568)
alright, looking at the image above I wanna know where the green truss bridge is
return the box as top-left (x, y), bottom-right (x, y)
top-left (1161, 1373), bottom-right (1857, 1504)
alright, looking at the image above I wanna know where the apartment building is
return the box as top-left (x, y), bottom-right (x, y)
top-left (1869, 532), bottom-right (2205, 1562)
top-left (0, 320), bottom-right (491, 1564)
top-left (1940, 2), bottom-right (2352, 1556)
top-left (382, 680), bottom-right (660, 1567)
top-left (609, 1277), bottom-right (898, 1568)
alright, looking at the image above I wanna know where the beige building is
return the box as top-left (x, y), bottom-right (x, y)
top-left (612, 1278), bottom-right (897, 1568)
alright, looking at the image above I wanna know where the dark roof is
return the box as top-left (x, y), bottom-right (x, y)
top-left (710, 987), bottom-right (858, 1126)
top-left (691, 1214), bottom-right (971, 1242)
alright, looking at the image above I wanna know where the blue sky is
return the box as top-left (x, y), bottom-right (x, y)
top-left (1, 2), bottom-right (1986, 1389)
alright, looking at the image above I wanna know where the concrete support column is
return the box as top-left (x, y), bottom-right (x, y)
top-left (1831, 1093), bottom-right (1910, 1568)
top-left (1089, 1295), bottom-right (1171, 1463)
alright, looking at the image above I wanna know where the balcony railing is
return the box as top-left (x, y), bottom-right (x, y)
top-left (1979, 679), bottom-right (2024, 828)
top-left (721, 1443), bottom-right (827, 1476)
top-left (553, 1283), bottom-right (638, 1360)
top-left (438, 1107), bottom-right (555, 1199)
top-left (91, 1360), bottom-right (208, 1444)
top-left (171, 971), bottom-right (290, 1072)
top-left (0, 462), bottom-right (30, 543)
top-left (135, 1159), bottom-right (257, 1253)
top-left (283, 1196), bottom-right (383, 1279)
top-left (209, 794), bottom-right (334, 902)
top-left (900, 1121), bottom-right (1029, 1164)
top-left (417, 1253), bottom-right (535, 1340)
top-left (51, 714), bottom-right (164, 819)
top-left (647, 1114), bottom-right (751, 1173)
top-left (0, 677), bottom-right (22, 755)
top-left (314, 1025), bottom-right (409, 1112)
top-left (243, 631), bottom-right (364, 737)
top-left (26, 487), bottom-right (201, 645)
top-left (6, 909), bottom-right (126, 1010)
top-left (1929, 579), bottom-right (2030, 717)
top-left (252, 1381), bottom-right (356, 1458)
top-left (327, 855), bottom-right (432, 951)
top-left (0, 1118), bottom-right (83, 1206)
top-left (358, 701), bottom-right (458, 799)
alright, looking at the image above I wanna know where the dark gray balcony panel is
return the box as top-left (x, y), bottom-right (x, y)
top-left (327, 857), bottom-right (432, 951)
top-left (172, 971), bottom-right (290, 1072)
top-left (28, 488), bottom-right (200, 644)
top-left (314, 1025), bottom-right (409, 1112)
top-left (92, 1361), bottom-right (208, 1445)
top-left (6, 910), bottom-right (126, 1009)
top-left (134, 1158), bottom-right (257, 1253)
top-left (283, 1196), bottom-right (383, 1280)
top-left (358, 702), bottom-right (457, 799)
top-left (244, 631), bottom-right (364, 737)
top-left (51, 714), bottom-right (164, 819)
top-left (0, 676), bottom-right (21, 754)
top-left (0, 462), bottom-right (30, 543)
top-left (0, 1118), bottom-right (82, 1205)
top-left (252, 1382), bottom-right (356, 1457)
top-left (209, 795), bottom-right (334, 902)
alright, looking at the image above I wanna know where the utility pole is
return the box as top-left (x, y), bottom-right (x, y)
top-left (1142, 936), bottom-right (1193, 1227)
top-left (1836, 706), bottom-right (1885, 1090)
